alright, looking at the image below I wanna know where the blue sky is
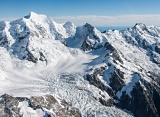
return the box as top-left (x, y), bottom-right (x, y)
top-left (0, 0), bottom-right (160, 26)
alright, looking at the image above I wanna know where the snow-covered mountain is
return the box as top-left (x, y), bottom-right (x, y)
top-left (0, 12), bottom-right (159, 117)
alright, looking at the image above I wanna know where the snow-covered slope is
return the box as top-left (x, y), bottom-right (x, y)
top-left (66, 22), bottom-right (160, 117)
top-left (0, 12), bottom-right (76, 64)
top-left (0, 12), bottom-right (159, 117)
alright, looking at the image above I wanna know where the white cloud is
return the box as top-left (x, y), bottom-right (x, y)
top-left (52, 14), bottom-right (160, 26)
top-left (1, 14), bottom-right (160, 27)
top-left (0, 18), bottom-right (18, 22)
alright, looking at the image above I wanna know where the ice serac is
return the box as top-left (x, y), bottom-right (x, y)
top-left (0, 12), bottom-right (160, 117)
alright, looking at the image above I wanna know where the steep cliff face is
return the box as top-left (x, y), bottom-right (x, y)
top-left (0, 12), bottom-right (159, 117)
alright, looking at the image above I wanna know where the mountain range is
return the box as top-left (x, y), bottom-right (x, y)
top-left (0, 12), bottom-right (160, 117)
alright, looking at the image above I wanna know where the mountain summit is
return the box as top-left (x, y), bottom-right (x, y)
top-left (0, 12), bottom-right (160, 117)
top-left (24, 11), bottom-right (46, 19)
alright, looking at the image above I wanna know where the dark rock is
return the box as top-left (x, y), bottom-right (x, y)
top-left (0, 94), bottom-right (82, 117)
top-left (0, 35), bottom-right (9, 48)
top-left (104, 42), bottom-right (115, 52)
top-left (86, 67), bottom-right (115, 97)
top-left (135, 36), bottom-right (141, 44)
top-left (39, 51), bottom-right (46, 61)
top-left (155, 45), bottom-right (160, 54)
top-left (99, 98), bottom-right (114, 106)
top-left (109, 68), bottom-right (125, 92)
top-left (81, 38), bottom-right (94, 51)
top-left (141, 39), bottom-right (151, 50)
top-left (104, 42), bottom-right (123, 64)
top-left (144, 81), bottom-right (160, 116)
top-left (81, 23), bottom-right (103, 51)
top-left (26, 48), bottom-right (38, 63)
top-left (0, 94), bottom-right (21, 117)
top-left (149, 51), bottom-right (160, 65)
top-left (87, 74), bottom-right (115, 97)
top-left (84, 23), bottom-right (94, 33)
top-left (111, 50), bottom-right (123, 64)
top-left (117, 80), bottom-right (160, 117)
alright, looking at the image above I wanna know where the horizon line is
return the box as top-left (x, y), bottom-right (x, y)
top-left (0, 13), bottom-right (160, 27)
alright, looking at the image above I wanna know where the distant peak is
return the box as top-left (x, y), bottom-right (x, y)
top-left (64, 21), bottom-right (74, 25)
top-left (63, 21), bottom-right (75, 27)
top-left (84, 23), bottom-right (94, 32)
top-left (24, 12), bottom-right (47, 19)
top-left (134, 23), bottom-right (146, 29)
top-left (84, 23), bottom-right (93, 27)
top-left (30, 11), bottom-right (38, 16)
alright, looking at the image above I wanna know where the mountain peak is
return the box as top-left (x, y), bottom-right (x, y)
top-left (134, 23), bottom-right (146, 30)
top-left (84, 23), bottom-right (93, 28)
top-left (64, 21), bottom-right (74, 26)
top-left (24, 11), bottom-right (47, 20)
top-left (29, 11), bottom-right (39, 17)
top-left (84, 23), bottom-right (94, 32)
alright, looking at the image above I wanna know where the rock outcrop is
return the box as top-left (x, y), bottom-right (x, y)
top-left (0, 94), bottom-right (81, 117)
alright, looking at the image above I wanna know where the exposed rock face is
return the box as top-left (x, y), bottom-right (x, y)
top-left (0, 94), bottom-right (82, 117)
top-left (86, 39), bottom-right (125, 97)
top-left (86, 67), bottom-right (115, 97)
top-left (99, 97), bottom-right (115, 107)
top-left (81, 23), bottom-right (103, 51)
top-left (81, 38), bottom-right (94, 51)
top-left (86, 66), bottom-right (115, 107)
top-left (117, 80), bottom-right (160, 117)
top-left (104, 42), bottom-right (123, 64)
top-left (109, 68), bottom-right (125, 92)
